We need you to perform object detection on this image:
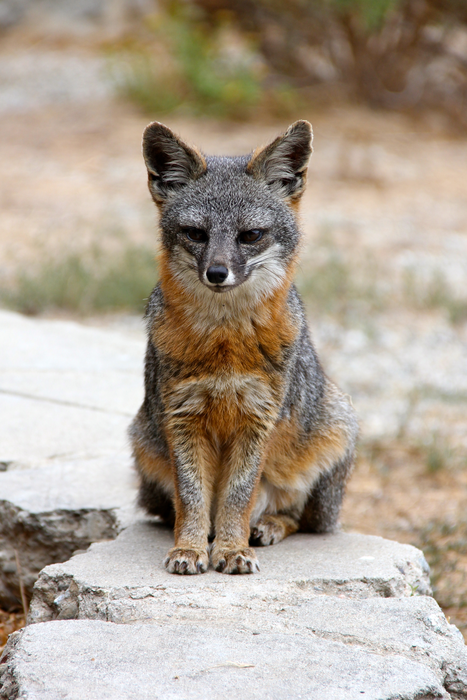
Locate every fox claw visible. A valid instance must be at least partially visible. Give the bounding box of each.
[212,548,259,575]
[165,548,209,575]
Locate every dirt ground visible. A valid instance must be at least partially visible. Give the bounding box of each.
[1,37,466,649]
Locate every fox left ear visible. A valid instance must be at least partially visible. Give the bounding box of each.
[142,122,207,205]
[247,120,313,201]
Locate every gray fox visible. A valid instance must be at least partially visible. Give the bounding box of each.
[129,120,358,575]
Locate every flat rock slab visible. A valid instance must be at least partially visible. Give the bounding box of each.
[0,454,138,609]
[29,522,432,626]
[0,310,142,607]
[0,310,144,462]
[2,615,466,700]
[21,523,467,697]
[0,392,131,462]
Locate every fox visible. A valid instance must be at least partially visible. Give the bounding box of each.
[129,120,358,575]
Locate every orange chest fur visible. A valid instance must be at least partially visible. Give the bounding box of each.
[153,283,297,377]
[155,316,283,376]
[152,287,298,437]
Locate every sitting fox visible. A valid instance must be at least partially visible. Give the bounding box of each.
[130,120,358,575]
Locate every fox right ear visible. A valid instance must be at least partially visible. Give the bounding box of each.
[142,122,207,204]
[247,120,313,202]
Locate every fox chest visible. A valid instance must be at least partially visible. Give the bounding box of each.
[153,312,294,436]
[162,372,281,436]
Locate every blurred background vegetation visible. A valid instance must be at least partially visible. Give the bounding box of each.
[2,0,467,316]
[109,0,467,127]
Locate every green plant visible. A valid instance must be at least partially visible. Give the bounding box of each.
[118,53,184,115]
[112,4,265,120]
[332,0,402,30]
[0,244,157,316]
[170,10,261,118]
[423,433,452,474]
[192,0,467,127]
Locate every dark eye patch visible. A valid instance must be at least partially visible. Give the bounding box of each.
[182,227,208,243]
[239,229,264,244]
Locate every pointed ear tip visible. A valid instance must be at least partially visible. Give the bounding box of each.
[142,121,174,141]
[289,119,313,136]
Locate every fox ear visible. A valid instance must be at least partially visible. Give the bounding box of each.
[142,122,207,204]
[247,120,313,201]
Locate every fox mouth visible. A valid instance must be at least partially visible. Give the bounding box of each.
[205,283,237,293]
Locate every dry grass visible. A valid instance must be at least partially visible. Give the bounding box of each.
[402,269,467,326]
[0,611,26,656]
[296,249,382,322]
[296,229,467,329]
[0,243,158,316]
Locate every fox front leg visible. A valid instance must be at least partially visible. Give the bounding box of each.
[164,419,214,575]
[211,426,268,574]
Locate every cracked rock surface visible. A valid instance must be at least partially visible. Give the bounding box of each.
[2,617,466,700]
[0,456,137,609]
[0,311,141,608]
[0,521,458,699]
[28,522,433,626]
[1,522,466,699]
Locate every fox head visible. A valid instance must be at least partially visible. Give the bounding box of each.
[142,121,312,306]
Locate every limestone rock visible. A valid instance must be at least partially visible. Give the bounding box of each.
[0,310,144,462]
[2,615,466,700]
[28,521,432,626]
[20,521,467,697]
[0,310,143,608]
[6,513,467,698]
[0,455,137,609]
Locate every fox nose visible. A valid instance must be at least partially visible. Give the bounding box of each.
[206,265,229,284]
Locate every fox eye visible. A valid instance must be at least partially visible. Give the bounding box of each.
[239,229,263,244]
[183,227,208,243]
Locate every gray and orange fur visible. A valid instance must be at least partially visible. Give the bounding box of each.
[129,120,358,575]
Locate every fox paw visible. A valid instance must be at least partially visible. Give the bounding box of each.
[164,548,209,575]
[211,547,260,574]
[250,515,292,546]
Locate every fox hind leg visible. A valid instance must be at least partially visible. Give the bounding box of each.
[138,473,175,528]
[299,453,354,533]
[249,452,353,545]
[250,513,299,546]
